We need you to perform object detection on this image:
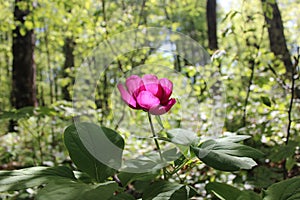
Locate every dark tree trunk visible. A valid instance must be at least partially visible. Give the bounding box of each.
[206,0,218,50]
[261,0,293,77]
[62,37,75,101]
[11,0,37,109]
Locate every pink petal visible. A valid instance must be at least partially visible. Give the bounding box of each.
[142,74,163,98]
[149,98,176,115]
[117,83,137,108]
[159,78,173,104]
[125,75,145,97]
[136,91,160,110]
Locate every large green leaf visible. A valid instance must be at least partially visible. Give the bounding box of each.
[191,136,263,171]
[0,166,75,192]
[109,193,136,200]
[269,141,297,162]
[201,140,264,159]
[122,152,164,172]
[121,148,181,173]
[117,171,158,187]
[237,191,262,200]
[166,128,199,146]
[64,123,124,182]
[205,182,242,200]
[143,181,197,200]
[36,180,118,200]
[206,182,262,200]
[248,166,282,188]
[263,177,300,200]
[215,135,251,143]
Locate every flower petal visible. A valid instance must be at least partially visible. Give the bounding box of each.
[159,78,173,104]
[136,91,160,110]
[149,98,176,115]
[117,83,137,108]
[125,75,145,97]
[142,74,163,98]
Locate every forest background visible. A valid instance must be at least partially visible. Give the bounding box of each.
[0,0,299,199]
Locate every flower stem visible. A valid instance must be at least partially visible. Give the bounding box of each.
[147,112,167,180]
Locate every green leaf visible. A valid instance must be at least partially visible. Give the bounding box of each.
[221,10,239,22]
[24,20,33,30]
[0,166,75,192]
[122,147,181,172]
[36,180,118,200]
[19,26,27,36]
[117,171,158,187]
[285,157,297,171]
[248,166,282,188]
[263,177,300,200]
[206,182,242,200]
[166,128,199,146]
[266,3,274,19]
[109,193,136,200]
[204,141,264,159]
[64,123,124,182]
[191,136,263,171]
[162,147,182,161]
[174,154,187,167]
[0,107,34,120]
[215,135,251,143]
[260,96,271,107]
[206,182,262,200]
[122,150,168,172]
[237,190,262,200]
[143,181,197,200]
[192,146,256,171]
[73,171,93,184]
[122,155,161,172]
[0,106,58,120]
[269,141,297,162]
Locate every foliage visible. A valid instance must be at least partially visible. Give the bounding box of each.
[0,122,262,199]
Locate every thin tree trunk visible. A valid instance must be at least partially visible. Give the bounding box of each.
[38,69,45,106]
[54,69,59,102]
[43,24,54,104]
[62,37,75,101]
[206,0,218,50]
[261,0,293,77]
[11,0,37,109]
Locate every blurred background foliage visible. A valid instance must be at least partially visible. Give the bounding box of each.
[0,0,299,199]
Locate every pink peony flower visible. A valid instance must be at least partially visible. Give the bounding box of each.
[117,74,176,115]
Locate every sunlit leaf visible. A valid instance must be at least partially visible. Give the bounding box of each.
[192,136,263,171]
[143,181,197,200]
[166,128,199,146]
[36,180,117,200]
[64,123,124,182]
[0,166,75,192]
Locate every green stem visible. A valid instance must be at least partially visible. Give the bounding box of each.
[170,159,189,176]
[147,112,167,180]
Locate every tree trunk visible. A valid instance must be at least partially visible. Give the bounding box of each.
[62,37,75,101]
[206,0,218,50]
[261,0,293,77]
[11,0,37,109]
